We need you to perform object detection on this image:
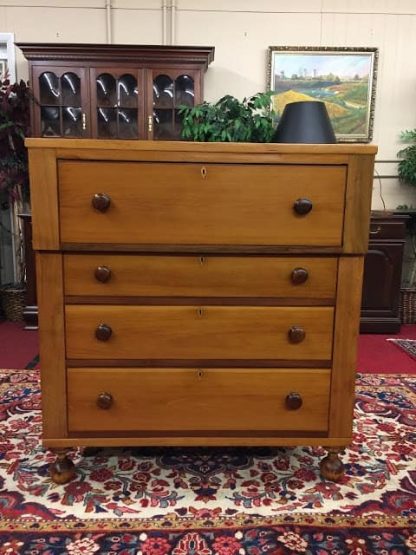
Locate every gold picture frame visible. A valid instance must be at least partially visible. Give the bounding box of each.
[267,46,378,143]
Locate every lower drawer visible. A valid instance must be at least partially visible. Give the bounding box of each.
[65,305,334,360]
[67,368,330,433]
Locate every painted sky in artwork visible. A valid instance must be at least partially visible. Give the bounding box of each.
[273,53,372,79]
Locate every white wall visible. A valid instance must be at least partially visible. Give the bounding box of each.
[1,0,416,210]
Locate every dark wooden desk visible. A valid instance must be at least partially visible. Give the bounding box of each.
[360,213,408,333]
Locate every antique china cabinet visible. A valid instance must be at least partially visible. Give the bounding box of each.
[17,43,215,140]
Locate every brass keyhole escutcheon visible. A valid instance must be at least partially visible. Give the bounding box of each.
[197,307,204,317]
[199,256,205,265]
[201,166,207,179]
[197,369,204,379]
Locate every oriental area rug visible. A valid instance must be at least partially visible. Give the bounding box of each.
[388,338,416,362]
[0,369,415,554]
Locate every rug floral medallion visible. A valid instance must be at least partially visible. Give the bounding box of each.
[0,369,415,554]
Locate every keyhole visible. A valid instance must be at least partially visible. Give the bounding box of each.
[201,167,207,179]
[197,369,204,378]
[197,307,204,317]
[199,256,205,265]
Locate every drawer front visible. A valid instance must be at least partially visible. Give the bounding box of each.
[59,162,346,246]
[369,218,407,240]
[64,254,338,300]
[65,305,334,360]
[67,368,330,432]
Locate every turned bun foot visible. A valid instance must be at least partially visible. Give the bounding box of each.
[49,449,76,484]
[320,447,345,482]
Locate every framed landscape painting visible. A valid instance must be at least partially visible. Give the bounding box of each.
[0,33,16,82]
[267,46,378,142]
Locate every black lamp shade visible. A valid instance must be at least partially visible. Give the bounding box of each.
[272,100,336,144]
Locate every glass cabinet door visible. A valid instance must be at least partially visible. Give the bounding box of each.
[93,70,142,139]
[151,70,198,140]
[34,67,87,137]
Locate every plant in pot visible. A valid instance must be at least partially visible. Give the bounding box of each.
[179,91,275,142]
[398,129,416,191]
[397,128,416,323]
[0,77,31,321]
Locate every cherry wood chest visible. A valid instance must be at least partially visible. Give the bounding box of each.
[26,139,377,483]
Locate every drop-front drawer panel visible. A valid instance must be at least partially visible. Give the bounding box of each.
[67,368,330,432]
[64,254,338,300]
[65,305,334,360]
[58,161,346,246]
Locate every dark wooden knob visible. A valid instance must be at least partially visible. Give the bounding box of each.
[91,193,111,212]
[94,265,112,283]
[285,392,303,410]
[96,392,113,410]
[288,325,305,343]
[291,267,309,285]
[293,198,313,215]
[95,323,112,341]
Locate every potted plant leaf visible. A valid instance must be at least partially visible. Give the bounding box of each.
[179,91,275,143]
[397,129,416,324]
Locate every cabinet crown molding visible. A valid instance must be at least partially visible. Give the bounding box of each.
[17,43,215,69]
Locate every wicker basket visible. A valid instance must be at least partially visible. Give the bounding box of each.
[399,288,416,324]
[0,284,26,322]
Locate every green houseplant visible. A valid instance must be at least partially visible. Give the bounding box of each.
[397,128,416,323]
[398,129,416,189]
[179,92,275,142]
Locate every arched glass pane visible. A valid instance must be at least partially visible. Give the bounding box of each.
[153,109,174,140]
[118,74,138,108]
[96,73,117,106]
[39,72,60,105]
[175,74,194,107]
[174,109,185,140]
[153,74,174,108]
[62,106,82,136]
[40,106,60,137]
[61,72,81,106]
[118,108,138,138]
[97,107,117,138]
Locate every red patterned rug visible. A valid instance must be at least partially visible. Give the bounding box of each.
[0,369,415,554]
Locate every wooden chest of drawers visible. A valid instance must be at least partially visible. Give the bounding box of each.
[26,139,376,484]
